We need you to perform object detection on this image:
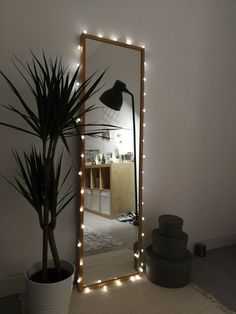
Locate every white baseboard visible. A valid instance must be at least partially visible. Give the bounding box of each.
[188,234,236,253]
[0,273,25,297]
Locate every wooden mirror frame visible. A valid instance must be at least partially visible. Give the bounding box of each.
[76,33,145,292]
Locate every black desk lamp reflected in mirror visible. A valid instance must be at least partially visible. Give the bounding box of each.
[99,80,139,226]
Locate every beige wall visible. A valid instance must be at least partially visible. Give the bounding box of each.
[0,0,236,295]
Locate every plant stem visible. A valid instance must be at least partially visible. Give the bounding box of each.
[48,228,61,278]
[42,158,52,282]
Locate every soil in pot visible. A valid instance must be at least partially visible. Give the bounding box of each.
[31,268,71,283]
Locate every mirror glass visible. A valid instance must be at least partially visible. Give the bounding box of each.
[80,35,144,287]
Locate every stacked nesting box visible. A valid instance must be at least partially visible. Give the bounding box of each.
[145,215,192,288]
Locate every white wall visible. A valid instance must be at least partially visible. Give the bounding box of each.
[0,0,236,295]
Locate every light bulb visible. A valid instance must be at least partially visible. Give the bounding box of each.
[81,224,85,229]
[81,154,84,158]
[80,260,83,266]
[78,171,82,176]
[81,135,85,140]
[76,82,80,86]
[135,274,141,280]
[77,45,81,50]
[80,207,84,212]
[126,38,132,45]
[103,285,108,292]
[84,287,90,293]
[77,242,81,247]
[116,280,122,286]
[142,232,145,237]
[77,277,82,283]
[112,36,118,41]
[143,77,146,81]
[143,108,146,112]
[139,267,144,273]
[77,63,80,67]
[143,123,146,127]
[81,189,84,194]
[143,92,146,96]
[83,30,87,34]
[142,217,145,221]
[134,253,139,259]
[98,33,103,38]
[97,279,102,283]
[130,276,135,282]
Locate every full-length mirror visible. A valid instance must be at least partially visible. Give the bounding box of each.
[77,34,145,290]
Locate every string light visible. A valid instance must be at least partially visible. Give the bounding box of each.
[143,155,146,159]
[75,34,146,293]
[142,232,145,237]
[102,285,108,292]
[84,287,91,293]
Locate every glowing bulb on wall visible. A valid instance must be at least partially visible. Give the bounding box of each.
[78,171,82,176]
[77,277,82,283]
[83,30,87,34]
[77,242,82,247]
[80,207,84,212]
[126,38,132,45]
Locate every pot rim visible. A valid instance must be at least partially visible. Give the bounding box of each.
[24,259,75,286]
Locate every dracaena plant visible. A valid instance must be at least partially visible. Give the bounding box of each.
[0,52,114,282]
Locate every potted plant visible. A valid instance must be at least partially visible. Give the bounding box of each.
[0,52,108,314]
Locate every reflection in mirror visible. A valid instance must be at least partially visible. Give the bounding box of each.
[78,34,144,289]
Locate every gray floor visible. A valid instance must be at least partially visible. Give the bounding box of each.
[192,244,236,312]
[0,294,22,314]
[1,245,236,313]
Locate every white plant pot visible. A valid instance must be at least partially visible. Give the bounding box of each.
[24,260,75,314]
